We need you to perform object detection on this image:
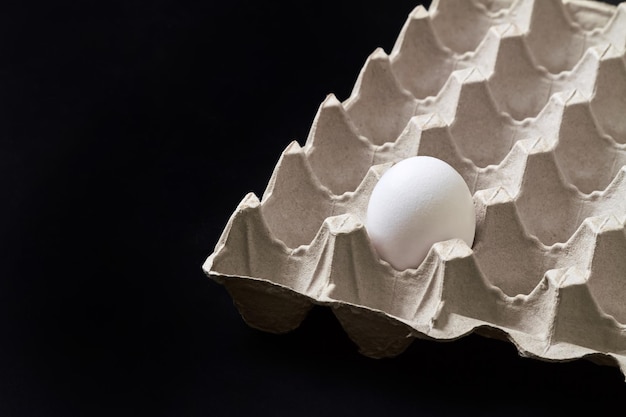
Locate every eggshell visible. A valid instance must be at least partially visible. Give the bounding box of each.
[366,156,475,270]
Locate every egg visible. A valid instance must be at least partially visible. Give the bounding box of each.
[365,156,476,270]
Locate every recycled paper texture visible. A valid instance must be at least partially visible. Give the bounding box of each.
[204,0,626,379]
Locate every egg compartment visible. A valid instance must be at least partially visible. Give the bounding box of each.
[203,0,626,378]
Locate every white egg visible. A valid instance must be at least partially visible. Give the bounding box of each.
[365,156,476,270]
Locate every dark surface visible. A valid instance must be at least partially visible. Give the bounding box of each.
[2,0,626,416]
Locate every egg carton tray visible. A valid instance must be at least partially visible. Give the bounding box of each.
[203,0,626,378]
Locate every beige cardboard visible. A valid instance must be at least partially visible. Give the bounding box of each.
[203,0,626,379]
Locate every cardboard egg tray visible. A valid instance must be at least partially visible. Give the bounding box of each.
[203,0,626,378]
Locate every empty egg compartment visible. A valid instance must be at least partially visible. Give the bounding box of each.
[591,49,626,143]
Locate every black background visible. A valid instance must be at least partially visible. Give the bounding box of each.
[2,0,626,415]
